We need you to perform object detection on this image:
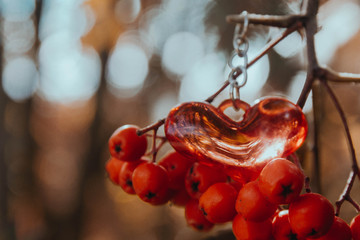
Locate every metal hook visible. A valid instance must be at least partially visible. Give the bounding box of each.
[232,11,249,50]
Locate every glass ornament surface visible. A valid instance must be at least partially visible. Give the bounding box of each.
[164,97,308,183]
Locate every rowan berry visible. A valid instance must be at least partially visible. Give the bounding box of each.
[132,162,170,205]
[235,180,277,222]
[118,158,147,194]
[232,213,273,240]
[185,198,214,231]
[259,158,304,205]
[314,216,352,240]
[185,162,228,199]
[350,214,360,240]
[170,187,191,207]
[288,193,335,238]
[108,125,147,162]
[199,182,237,223]
[272,209,305,240]
[158,151,194,190]
[105,157,124,185]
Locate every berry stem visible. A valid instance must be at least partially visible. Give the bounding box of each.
[151,129,158,162]
[335,171,360,215]
[137,118,165,136]
[321,80,359,179]
[226,13,306,28]
[137,119,167,162]
[321,80,360,214]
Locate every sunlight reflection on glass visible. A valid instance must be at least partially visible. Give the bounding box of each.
[2,57,38,101]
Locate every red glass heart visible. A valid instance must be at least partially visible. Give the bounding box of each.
[164,97,308,183]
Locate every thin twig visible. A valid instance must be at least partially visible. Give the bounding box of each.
[335,171,360,215]
[311,83,323,193]
[321,80,359,178]
[226,13,306,28]
[321,80,360,215]
[145,135,167,161]
[137,118,165,136]
[325,67,360,83]
[296,0,320,108]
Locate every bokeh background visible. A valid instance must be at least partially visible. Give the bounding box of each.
[0,0,360,239]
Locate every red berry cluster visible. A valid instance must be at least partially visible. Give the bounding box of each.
[106,125,360,240]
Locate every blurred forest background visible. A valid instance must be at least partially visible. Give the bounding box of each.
[0,0,360,239]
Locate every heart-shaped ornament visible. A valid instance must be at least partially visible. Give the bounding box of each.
[164,97,308,183]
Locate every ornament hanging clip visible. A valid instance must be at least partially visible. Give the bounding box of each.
[228,11,249,110]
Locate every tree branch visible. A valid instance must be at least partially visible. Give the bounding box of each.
[325,67,360,83]
[335,171,360,215]
[321,80,359,178]
[226,13,307,28]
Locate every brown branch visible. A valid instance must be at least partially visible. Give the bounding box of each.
[325,67,360,83]
[226,13,307,28]
[296,0,320,108]
[321,80,360,215]
[335,171,360,215]
[321,80,359,177]
[138,119,168,162]
[137,118,166,136]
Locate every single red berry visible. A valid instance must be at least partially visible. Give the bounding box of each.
[105,157,124,185]
[350,214,360,240]
[232,213,273,240]
[185,162,228,199]
[170,187,191,207]
[259,158,304,205]
[132,162,170,205]
[118,158,147,194]
[288,193,335,239]
[314,216,352,240]
[158,151,194,190]
[272,210,305,240]
[185,198,214,231]
[108,125,147,162]
[235,180,277,222]
[199,182,238,223]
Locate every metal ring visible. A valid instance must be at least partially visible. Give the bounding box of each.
[228,66,247,89]
[227,50,248,70]
[232,11,249,49]
[235,38,249,57]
